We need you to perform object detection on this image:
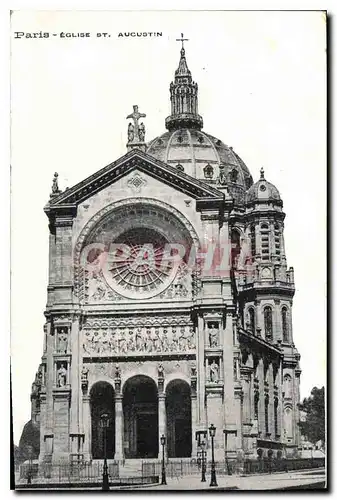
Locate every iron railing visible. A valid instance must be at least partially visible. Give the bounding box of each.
[142,457,325,478]
[19,462,120,484]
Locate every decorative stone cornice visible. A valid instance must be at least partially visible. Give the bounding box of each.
[43,150,225,216]
[238,327,283,360]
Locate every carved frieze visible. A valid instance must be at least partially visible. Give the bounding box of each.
[82,322,195,356]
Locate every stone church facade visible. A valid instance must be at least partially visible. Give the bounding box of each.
[29,41,301,467]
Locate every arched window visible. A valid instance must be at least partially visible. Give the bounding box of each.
[282,307,289,342]
[274,398,279,436]
[247,307,255,334]
[230,169,238,183]
[265,395,269,434]
[283,374,292,398]
[264,306,273,341]
[260,223,270,261]
[231,229,241,269]
[250,225,256,257]
[274,224,281,257]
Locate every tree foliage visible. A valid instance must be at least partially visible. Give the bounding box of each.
[299,386,325,445]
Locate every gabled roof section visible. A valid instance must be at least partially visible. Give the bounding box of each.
[44,149,228,214]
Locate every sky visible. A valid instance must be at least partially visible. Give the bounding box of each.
[10,10,326,445]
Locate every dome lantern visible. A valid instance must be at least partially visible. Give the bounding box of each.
[165,34,203,131]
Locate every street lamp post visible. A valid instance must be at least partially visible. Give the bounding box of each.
[209,424,218,487]
[196,430,207,482]
[160,434,167,485]
[100,412,110,491]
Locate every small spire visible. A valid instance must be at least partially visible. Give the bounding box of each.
[260,167,265,179]
[175,33,190,77]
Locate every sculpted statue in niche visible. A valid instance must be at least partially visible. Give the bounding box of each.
[81,366,89,382]
[158,363,164,379]
[191,362,197,377]
[57,363,67,387]
[57,327,68,353]
[209,359,220,383]
[208,323,219,348]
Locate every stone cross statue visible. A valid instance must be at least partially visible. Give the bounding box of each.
[126,105,146,143]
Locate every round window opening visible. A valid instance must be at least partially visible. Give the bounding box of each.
[103,227,179,299]
[260,184,266,192]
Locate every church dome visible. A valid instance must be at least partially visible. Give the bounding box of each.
[245,168,282,205]
[146,42,253,204]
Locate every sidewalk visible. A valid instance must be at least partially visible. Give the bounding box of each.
[137,468,326,491]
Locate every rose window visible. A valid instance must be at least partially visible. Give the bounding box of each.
[104,227,179,298]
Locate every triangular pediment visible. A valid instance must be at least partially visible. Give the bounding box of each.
[45,149,225,214]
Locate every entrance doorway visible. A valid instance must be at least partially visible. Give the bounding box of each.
[123,375,158,458]
[90,381,115,459]
[166,380,192,457]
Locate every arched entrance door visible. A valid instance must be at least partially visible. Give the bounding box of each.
[90,382,115,459]
[123,375,158,458]
[166,380,192,457]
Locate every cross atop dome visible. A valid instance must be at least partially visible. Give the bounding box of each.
[176,33,189,53]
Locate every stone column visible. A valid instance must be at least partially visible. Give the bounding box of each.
[223,311,237,455]
[197,314,206,427]
[115,394,124,460]
[294,368,301,446]
[158,393,166,457]
[70,316,80,435]
[276,363,283,441]
[234,387,243,452]
[268,363,275,440]
[191,371,198,456]
[257,358,265,437]
[241,367,254,456]
[82,395,91,460]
